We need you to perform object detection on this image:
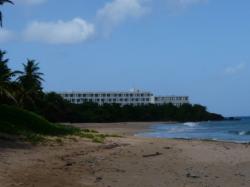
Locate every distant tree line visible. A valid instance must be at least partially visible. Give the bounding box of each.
[0,50,224,123]
[42,99,224,123]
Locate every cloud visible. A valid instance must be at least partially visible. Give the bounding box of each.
[224,63,246,75]
[96,0,150,35]
[23,18,95,44]
[4,0,208,45]
[0,29,14,43]
[18,0,47,5]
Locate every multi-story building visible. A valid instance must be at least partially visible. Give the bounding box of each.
[153,96,189,107]
[59,89,189,107]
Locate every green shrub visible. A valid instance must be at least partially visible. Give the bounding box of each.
[0,105,118,144]
[0,105,80,136]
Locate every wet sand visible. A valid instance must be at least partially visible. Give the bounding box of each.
[1,122,250,187]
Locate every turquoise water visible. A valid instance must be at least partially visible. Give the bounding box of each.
[138,118,250,143]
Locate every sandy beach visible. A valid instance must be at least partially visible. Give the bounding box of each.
[1,122,250,187]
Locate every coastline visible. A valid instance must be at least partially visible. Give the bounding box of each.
[1,122,250,187]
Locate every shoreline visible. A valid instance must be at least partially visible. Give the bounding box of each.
[77,121,250,145]
[1,122,250,187]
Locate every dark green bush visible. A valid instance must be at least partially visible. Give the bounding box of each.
[0,105,80,136]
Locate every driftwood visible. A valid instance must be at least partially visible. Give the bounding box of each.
[142,152,163,158]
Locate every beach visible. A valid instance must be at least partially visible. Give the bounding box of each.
[1,122,250,187]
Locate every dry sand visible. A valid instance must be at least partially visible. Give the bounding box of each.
[1,122,250,187]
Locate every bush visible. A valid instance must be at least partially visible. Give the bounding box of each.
[0,105,80,136]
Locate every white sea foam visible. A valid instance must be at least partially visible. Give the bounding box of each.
[238,131,250,136]
[183,122,199,127]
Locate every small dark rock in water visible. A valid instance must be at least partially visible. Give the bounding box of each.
[226,117,241,121]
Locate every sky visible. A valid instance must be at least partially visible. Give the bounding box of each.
[0,0,250,117]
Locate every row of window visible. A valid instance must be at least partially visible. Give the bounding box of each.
[155,97,188,101]
[68,98,150,103]
[68,100,185,107]
[62,93,152,98]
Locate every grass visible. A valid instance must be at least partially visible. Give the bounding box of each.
[0,105,119,144]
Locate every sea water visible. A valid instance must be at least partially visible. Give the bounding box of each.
[137,117,250,143]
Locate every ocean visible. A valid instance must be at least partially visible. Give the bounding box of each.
[138,117,250,143]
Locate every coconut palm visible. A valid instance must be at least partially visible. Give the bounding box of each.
[18,59,44,92]
[0,0,14,27]
[0,50,16,101]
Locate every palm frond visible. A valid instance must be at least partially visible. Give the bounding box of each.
[0,0,14,27]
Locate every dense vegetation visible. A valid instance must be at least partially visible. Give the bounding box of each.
[40,99,224,123]
[0,104,115,143]
[0,104,79,136]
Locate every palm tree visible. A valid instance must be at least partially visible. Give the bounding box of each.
[18,59,44,92]
[0,0,14,27]
[0,50,16,102]
[17,59,44,109]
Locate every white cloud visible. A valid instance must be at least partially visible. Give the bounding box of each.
[0,29,14,43]
[97,0,150,35]
[23,18,95,44]
[4,0,209,44]
[18,0,47,5]
[224,63,246,75]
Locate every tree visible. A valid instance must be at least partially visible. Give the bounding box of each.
[0,50,16,102]
[18,59,44,92]
[0,0,14,27]
[17,59,44,109]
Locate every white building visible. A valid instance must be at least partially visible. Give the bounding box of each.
[59,89,189,107]
[153,96,189,107]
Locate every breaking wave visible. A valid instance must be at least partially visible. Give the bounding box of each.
[183,122,199,127]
